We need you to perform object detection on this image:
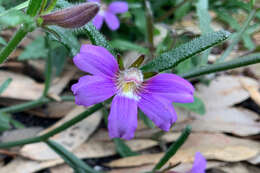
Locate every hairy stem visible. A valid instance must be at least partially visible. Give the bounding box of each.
[0,103,103,148]
[181,53,260,78]
[0,96,74,114]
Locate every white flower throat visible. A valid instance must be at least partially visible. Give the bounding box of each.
[116,68,143,100]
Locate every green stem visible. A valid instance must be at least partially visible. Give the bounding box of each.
[42,39,52,97]
[181,53,260,79]
[0,103,103,148]
[0,1,29,17]
[217,9,256,62]
[46,140,101,173]
[0,28,27,64]
[152,126,191,171]
[0,96,74,114]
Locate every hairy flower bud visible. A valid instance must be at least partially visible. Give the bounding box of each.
[41,2,99,28]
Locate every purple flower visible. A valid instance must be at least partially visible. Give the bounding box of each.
[88,0,128,30]
[71,44,194,140]
[189,152,207,173]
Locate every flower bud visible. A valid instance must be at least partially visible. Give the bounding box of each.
[41,2,99,28]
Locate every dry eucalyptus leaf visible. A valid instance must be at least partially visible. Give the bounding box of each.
[173,107,260,136]
[196,76,257,108]
[0,157,63,173]
[240,77,260,106]
[109,161,223,173]
[0,71,43,100]
[108,133,260,168]
[248,154,260,165]
[73,129,158,158]
[20,106,102,161]
[49,66,77,95]
[50,165,73,173]
[215,162,260,173]
[2,130,158,173]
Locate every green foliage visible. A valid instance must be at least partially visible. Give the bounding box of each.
[47,26,80,56]
[153,126,192,171]
[50,41,68,76]
[174,1,192,21]
[139,110,155,128]
[18,36,48,60]
[0,36,6,46]
[181,53,260,79]
[0,112,11,131]
[0,9,34,28]
[174,96,206,115]
[217,9,256,62]
[83,23,115,55]
[0,78,11,94]
[111,39,149,54]
[46,140,101,173]
[216,10,257,51]
[113,138,139,157]
[26,0,43,17]
[141,30,231,72]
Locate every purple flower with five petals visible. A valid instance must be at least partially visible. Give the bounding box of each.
[71,44,194,140]
[189,152,207,173]
[88,0,128,30]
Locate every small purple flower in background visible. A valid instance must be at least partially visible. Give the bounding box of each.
[88,0,128,30]
[168,152,206,173]
[72,44,194,140]
[189,152,207,173]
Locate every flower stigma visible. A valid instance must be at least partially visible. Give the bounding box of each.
[116,68,143,100]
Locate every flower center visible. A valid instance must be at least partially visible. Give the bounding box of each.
[99,3,107,16]
[117,68,143,100]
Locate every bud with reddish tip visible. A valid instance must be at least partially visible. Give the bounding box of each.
[41,2,99,28]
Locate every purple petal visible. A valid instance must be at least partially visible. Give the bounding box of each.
[71,75,116,107]
[138,92,176,131]
[144,73,195,103]
[88,0,100,3]
[190,152,207,173]
[92,14,104,30]
[108,1,128,14]
[108,95,138,140]
[73,45,118,78]
[104,12,120,30]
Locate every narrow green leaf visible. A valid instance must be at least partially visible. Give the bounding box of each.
[0,78,12,94]
[139,110,155,128]
[47,26,80,56]
[181,53,260,79]
[26,0,43,17]
[82,23,115,55]
[18,36,48,60]
[0,36,6,45]
[195,0,213,65]
[113,138,139,157]
[217,9,256,62]
[0,1,29,17]
[111,39,149,54]
[0,112,11,131]
[174,96,206,115]
[141,30,230,72]
[46,140,101,173]
[0,9,34,27]
[152,126,192,171]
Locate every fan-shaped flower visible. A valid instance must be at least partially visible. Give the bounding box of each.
[71,44,194,140]
[88,0,128,30]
